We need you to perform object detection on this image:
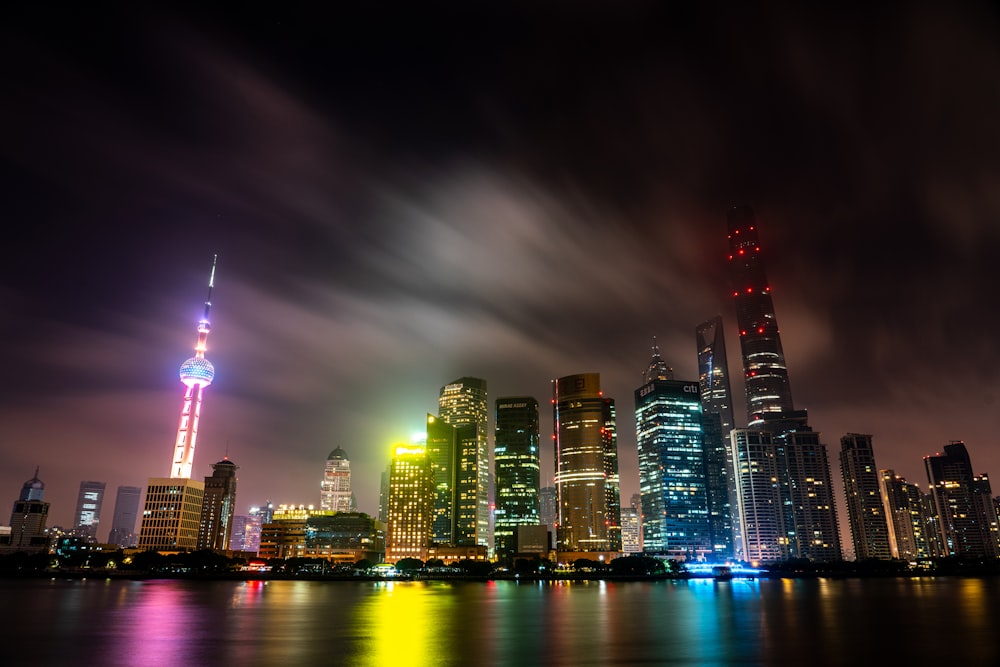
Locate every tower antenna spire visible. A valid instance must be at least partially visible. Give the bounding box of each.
[203,254,217,322]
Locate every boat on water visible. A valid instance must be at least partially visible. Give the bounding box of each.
[711,566,734,581]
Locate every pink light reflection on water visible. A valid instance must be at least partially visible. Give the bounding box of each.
[119,580,219,665]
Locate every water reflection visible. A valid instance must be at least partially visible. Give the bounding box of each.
[2,577,999,666]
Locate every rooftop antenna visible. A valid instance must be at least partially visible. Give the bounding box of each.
[203,254,218,322]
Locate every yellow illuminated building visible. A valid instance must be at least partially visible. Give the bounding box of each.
[385,444,434,563]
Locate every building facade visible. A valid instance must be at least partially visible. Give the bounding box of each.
[696,316,739,559]
[493,396,541,558]
[552,373,621,558]
[425,413,459,544]
[385,444,434,563]
[258,506,384,563]
[198,457,239,551]
[781,430,842,561]
[634,345,713,561]
[924,441,1000,558]
[879,469,936,560]
[72,480,107,542]
[730,429,787,565]
[107,485,142,548]
[320,447,354,513]
[620,506,642,555]
[539,486,557,532]
[0,469,50,554]
[840,434,892,560]
[438,377,490,548]
[138,479,205,551]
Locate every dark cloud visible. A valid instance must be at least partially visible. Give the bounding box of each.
[3,3,1000,534]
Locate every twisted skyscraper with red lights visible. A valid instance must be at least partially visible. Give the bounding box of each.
[726,205,794,425]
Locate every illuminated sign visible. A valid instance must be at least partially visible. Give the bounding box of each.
[395,445,426,457]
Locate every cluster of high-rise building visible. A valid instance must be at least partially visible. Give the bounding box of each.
[4,207,1000,568]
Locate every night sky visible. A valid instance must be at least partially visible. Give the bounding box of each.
[4,3,1000,537]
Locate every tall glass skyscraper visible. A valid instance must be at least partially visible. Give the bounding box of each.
[696,319,738,560]
[425,413,473,545]
[634,346,712,560]
[493,396,540,557]
[696,317,735,433]
[726,206,794,424]
[72,480,106,542]
[438,377,490,547]
[552,373,621,556]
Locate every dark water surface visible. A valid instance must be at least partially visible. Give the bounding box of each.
[2,576,998,666]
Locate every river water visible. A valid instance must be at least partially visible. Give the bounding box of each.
[1,576,997,666]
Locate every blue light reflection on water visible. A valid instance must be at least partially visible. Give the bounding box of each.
[1,576,998,666]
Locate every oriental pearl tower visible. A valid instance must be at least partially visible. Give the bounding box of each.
[169,256,217,479]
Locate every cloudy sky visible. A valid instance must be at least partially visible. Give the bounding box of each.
[4,2,1000,534]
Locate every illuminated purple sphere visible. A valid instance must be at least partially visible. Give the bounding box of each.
[179,357,215,387]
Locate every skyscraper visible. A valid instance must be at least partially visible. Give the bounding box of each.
[634,344,712,560]
[696,319,739,561]
[107,485,141,548]
[198,457,239,551]
[730,429,786,565]
[320,447,354,513]
[723,207,840,564]
[696,317,736,433]
[539,486,557,530]
[385,443,434,563]
[726,205,794,425]
[493,396,541,557]
[620,505,642,555]
[72,480,106,542]
[438,377,489,548]
[781,430,842,562]
[0,469,50,554]
[242,505,268,552]
[552,373,621,556]
[425,413,459,544]
[879,469,936,560]
[139,257,217,551]
[924,441,1000,558]
[839,434,892,560]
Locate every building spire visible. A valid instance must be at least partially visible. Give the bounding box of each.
[643,336,674,383]
[203,253,217,323]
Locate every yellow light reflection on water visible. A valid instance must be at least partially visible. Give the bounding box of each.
[352,582,453,667]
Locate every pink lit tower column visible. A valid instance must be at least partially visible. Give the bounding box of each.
[171,256,217,479]
[138,256,218,552]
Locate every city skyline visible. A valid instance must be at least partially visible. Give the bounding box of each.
[4,4,1000,530]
